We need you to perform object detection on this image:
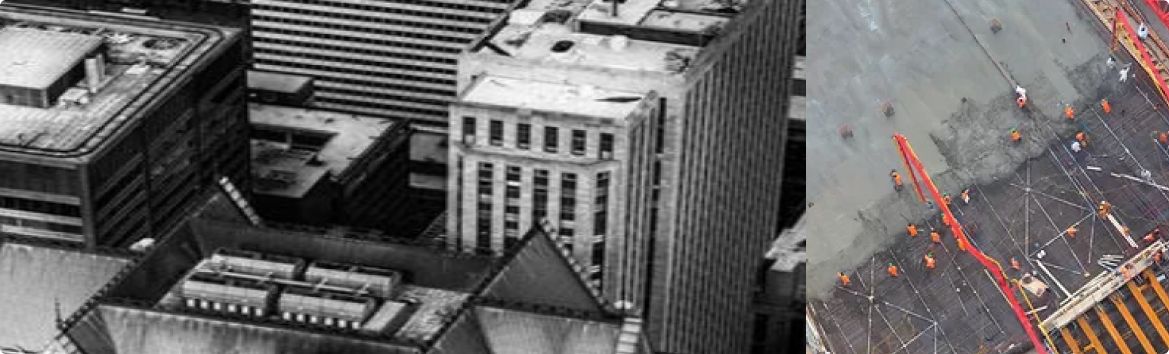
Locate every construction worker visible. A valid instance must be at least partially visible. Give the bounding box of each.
[1010,257,1022,271]
[957,237,968,252]
[1011,129,1022,143]
[887,263,900,278]
[943,193,953,207]
[1146,232,1158,243]
[961,188,971,204]
[1066,226,1078,239]
[1065,105,1075,121]
[907,223,919,238]
[1015,85,1028,108]
[1101,99,1112,114]
[1098,200,1113,218]
[924,253,937,270]
[1075,131,1088,147]
[1156,251,1164,264]
[890,169,903,191]
[838,272,851,286]
[1161,131,1169,145]
[930,229,942,244]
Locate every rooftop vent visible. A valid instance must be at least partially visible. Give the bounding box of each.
[305,261,402,298]
[551,40,575,53]
[143,37,181,50]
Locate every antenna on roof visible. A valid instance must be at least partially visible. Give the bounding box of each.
[611,0,619,17]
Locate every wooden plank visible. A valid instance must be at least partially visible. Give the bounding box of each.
[1127,281,1169,348]
[1080,316,1107,353]
[1096,305,1134,354]
[1109,294,1157,353]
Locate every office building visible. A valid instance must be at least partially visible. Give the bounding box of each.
[249,103,411,230]
[447,75,662,293]
[753,215,806,354]
[780,56,806,230]
[54,214,648,353]
[0,6,249,248]
[247,0,520,123]
[458,0,800,351]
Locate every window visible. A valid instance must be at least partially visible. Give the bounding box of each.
[462,116,476,144]
[517,123,531,149]
[476,162,494,250]
[489,120,504,146]
[560,172,577,221]
[600,133,614,159]
[571,130,586,155]
[544,126,558,153]
[506,165,521,182]
[533,169,549,220]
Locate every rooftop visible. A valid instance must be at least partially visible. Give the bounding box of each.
[0,7,228,157]
[250,103,402,198]
[247,70,312,94]
[460,75,648,118]
[0,28,103,89]
[487,24,699,72]
[575,0,738,29]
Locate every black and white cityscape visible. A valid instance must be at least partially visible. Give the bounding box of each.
[0,0,804,353]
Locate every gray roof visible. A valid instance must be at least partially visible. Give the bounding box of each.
[0,28,102,90]
[474,306,623,354]
[0,242,129,350]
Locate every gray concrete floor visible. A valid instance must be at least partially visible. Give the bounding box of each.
[807,0,1110,299]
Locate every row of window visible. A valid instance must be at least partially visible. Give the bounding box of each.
[253,13,474,44]
[254,0,498,24]
[254,36,458,66]
[0,195,81,217]
[464,117,614,158]
[253,25,462,54]
[0,215,83,235]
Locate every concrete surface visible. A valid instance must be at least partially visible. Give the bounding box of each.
[807,0,1111,299]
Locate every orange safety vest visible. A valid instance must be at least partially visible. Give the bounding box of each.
[930,231,942,244]
[1017,96,1027,108]
[839,273,851,286]
[891,172,902,186]
[907,224,918,237]
[1076,132,1087,142]
[1011,130,1022,142]
[1066,226,1078,238]
[887,265,899,277]
[957,238,968,251]
[924,255,936,269]
[1161,132,1169,145]
[1101,99,1112,113]
[1065,106,1075,120]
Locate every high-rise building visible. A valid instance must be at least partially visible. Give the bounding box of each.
[246,0,519,123]
[447,74,662,292]
[753,215,806,354]
[455,0,799,352]
[780,56,806,230]
[5,0,251,27]
[0,5,249,248]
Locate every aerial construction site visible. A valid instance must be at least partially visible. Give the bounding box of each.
[807,0,1169,353]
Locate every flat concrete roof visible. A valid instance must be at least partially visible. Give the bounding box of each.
[460,75,647,118]
[250,103,399,198]
[489,24,699,72]
[0,28,103,90]
[247,70,311,94]
[0,7,228,157]
[640,10,729,32]
[576,0,660,26]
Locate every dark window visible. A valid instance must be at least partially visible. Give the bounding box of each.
[600,133,614,159]
[544,126,558,153]
[489,120,504,146]
[462,116,476,144]
[506,165,521,181]
[571,129,586,155]
[517,123,531,149]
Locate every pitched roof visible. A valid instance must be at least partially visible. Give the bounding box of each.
[477,228,609,314]
[0,242,130,350]
[474,306,623,354]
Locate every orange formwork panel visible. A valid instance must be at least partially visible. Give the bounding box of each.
[1095,305,1134,354]
[1062,327,1085,354]
[1079,316,1107,353]
[1127,281,1169,349]
[1145,270,1169,308]
[1109,294,1156,354]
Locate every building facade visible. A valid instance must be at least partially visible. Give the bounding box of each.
[0,5,248,248]
[447,74,661,291]
[456,0,800,351]
[247,0,518,123]
[6,0,251,27]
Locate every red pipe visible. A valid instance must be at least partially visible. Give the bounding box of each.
[893,134,1049,354]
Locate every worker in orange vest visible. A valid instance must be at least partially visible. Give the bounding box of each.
[1066,226,1078,238]
[887,263,900,277]
[838,272,851,286]
[957,237,968,252]
[907,223,919,238]
[1101,99,1112,114]
[1011,129,1022,143]
[943,193,953,207]
[1098,200,1113,218]
[1075,131,1088,147]
[930,229,942,244]
[924,253,937,270]
[1010,257,1022,271]
[1158,131,1169,145]
[890,169,903,191]
[1065,105,1075,121]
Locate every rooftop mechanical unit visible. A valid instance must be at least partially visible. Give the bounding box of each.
[179,271,276,316]
[278,286,377,328]
[304,260,401,298]
[204,248,305,280]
